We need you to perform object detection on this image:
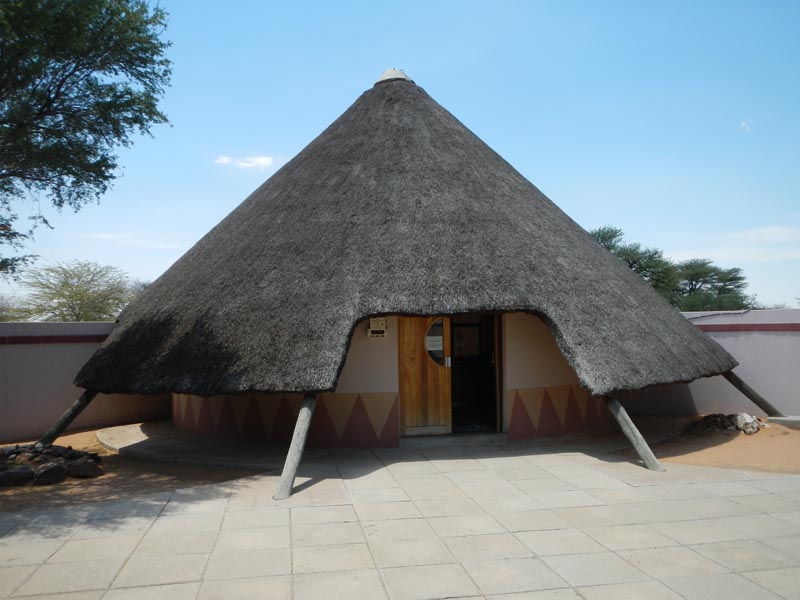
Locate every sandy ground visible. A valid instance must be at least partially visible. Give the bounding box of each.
[3,421,798,513]
[646,421,800,473]
[0,430,259,513]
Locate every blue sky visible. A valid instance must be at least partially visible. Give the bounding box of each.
[4,0,799,305]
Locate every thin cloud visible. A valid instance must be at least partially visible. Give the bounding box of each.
[739,119,752,132]
[213,154,275,169]
[727,226,800,244]
[666,224,800,264]
[84,233,186,251]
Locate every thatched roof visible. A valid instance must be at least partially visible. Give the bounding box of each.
[75,71,736,397]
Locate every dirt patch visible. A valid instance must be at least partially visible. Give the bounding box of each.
[622,421,800,474]
[0,429,259,512]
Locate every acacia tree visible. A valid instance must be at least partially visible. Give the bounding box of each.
[19,260,134,321]
[0,0,171,275]
[590,226,756,310]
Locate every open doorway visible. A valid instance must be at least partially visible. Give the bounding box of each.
[451,313,499,432]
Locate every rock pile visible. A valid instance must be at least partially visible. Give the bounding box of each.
[684,412,766,437]
[0,443,104,487]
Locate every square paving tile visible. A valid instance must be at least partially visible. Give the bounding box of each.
[690,539,798,571]
[427,514,505,537]
[292,543,374,574]
[198,576,291,600]
[294,569,387,600]
[292,521,365,546]
[744,566,800,600]
[204,547,289,580]
[354,501,421,521]
[577,580,683,599]
[382,563,478,600]
[291,505,357,524]
[542,552,646,587]
[112,554,207,588]
[445,533,531,561]
[215,526,289,550]
[104,582,200,600]
[48,535,140,563]
[16,559,123,595]
[617,546,728,579]
[134,530,219,556]
[221,508,288,530]
[529,491,603,509]
[664,573,782,600]
[466,557,567,595]
[0,565,36,597]
[584,524,677,551]
[555,505,634,528]
[517,528,605,555]
[71,517,154,540]
[147,513,223,536]
[713,514,800,538]
[494,509,571,532]
[369,539,454,568]
[758,534,800,561]
[0,540,62,567]
[650,520,744,545]
[415,498,483,518]
[362,518,437,542]
[733,493,800,513]
[348,487,409,503]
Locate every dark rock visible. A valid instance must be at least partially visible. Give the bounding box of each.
[65,458,104,479]
[32,462,67,486]
[0,467,34,487]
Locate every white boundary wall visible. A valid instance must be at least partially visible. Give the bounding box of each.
[0,322,169,443]
[623,309,800,417]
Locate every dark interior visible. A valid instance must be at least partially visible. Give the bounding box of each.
[451,313,498,432]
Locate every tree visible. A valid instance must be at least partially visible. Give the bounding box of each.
[590,226,680,303]
[0,294,22,321]
[0,0,171,276]
[19,260,135,321]
[590,225,756,311]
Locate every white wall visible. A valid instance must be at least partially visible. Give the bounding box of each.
[623,310,800,417]
[335,316,399,393]
[0,322,169,443]
[502,312,580,427]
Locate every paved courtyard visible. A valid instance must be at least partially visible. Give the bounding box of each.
[2,443,800,599]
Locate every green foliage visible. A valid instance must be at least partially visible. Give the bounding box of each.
[590,226,756,311]
[18,260,135,321]
[0,0,171,275]
[0,294,22,321]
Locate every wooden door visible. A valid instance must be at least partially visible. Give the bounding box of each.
[398,316,452,435]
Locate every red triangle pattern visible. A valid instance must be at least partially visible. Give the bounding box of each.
[180,396,195,432]
[536,389,563,437]
[241,396,267,440]
[341,395,380,447]
[562,387,583,433]
[195,400,215,435]
[270,395,298,446]
[508,391,536,441]
[376,397,400,447]
[307,396,341,448]
[216,399,239,439]
[585,391,599,425]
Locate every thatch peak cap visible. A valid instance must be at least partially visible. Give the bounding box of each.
[376,67,413,85]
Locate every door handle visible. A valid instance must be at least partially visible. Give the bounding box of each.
[445,356,452,368]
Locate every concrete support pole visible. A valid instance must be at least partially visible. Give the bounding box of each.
[723,371,783,417]
[273,394,317,500]
[607,397,666,472]
[39,389,99,446]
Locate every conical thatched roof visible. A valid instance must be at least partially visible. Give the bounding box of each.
[76,71,736,397]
